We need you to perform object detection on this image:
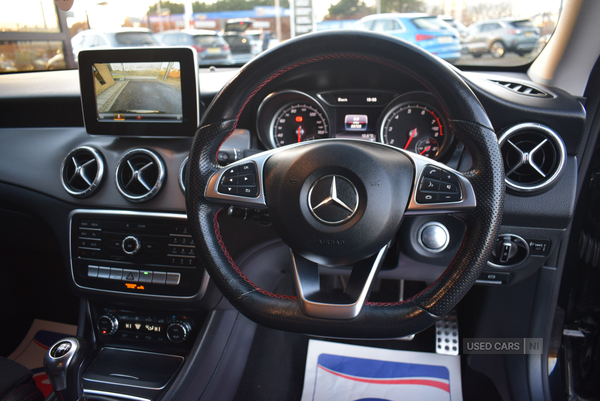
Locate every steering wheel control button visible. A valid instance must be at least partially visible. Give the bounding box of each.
[416,191,439,203]
[219,185,238,195]
[98,314,119,335]
[441,171,459,186]
[418,222,450,253]
[216,162,259,198]
[421,178,440,192]
[122,236,141,255]
[416,165,463,204]
[423,165,442,180]
[308,175,359,225]
[239,174,255,185]
[439,182,459,193]
[239,186,258,197]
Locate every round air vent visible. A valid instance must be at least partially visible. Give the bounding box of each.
[61,146,104,198]
[498,123,566,193]
[115,149,165,202]
[179,156,189,194]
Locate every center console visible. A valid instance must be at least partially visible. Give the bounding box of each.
[68,210,211,400]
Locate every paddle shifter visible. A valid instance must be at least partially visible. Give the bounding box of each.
[44,337,87,401]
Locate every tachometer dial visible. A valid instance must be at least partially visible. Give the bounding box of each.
[380,102,447,159]
[271,103,329,147]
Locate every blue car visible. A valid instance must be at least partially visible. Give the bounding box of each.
[353,13,461,63]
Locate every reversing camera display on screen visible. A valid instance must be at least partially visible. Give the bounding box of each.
[92,62,183,123]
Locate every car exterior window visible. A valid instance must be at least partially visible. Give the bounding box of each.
[411,17,451,31]
[114,32,157,46]
[372,19,394,32]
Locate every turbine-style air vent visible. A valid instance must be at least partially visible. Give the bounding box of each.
[489,79,551,97]
[115,149,165,202]
[179,156,189,193]
[498,123,566,193]
[61,146,104,198]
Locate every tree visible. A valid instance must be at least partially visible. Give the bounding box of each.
[148,1,185,14]
[463,1,514,25]
[380,0,426,14]
[326,0,374,19]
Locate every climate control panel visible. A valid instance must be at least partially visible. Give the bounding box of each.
[95,307,195,345]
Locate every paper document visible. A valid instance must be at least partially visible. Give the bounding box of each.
[301,339,462,401]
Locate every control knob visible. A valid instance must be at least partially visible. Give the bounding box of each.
[122,236,141,255]
[97,314,119,335]
[166,320,192,343]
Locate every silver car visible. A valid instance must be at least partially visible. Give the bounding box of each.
[461,18,539,58]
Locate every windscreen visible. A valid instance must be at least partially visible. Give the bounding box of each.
[92,61,182,123]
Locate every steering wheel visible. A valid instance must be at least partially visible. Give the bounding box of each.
[186,30,504,338]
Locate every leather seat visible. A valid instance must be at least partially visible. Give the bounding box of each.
[0,357,44,401]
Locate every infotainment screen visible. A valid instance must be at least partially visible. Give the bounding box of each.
[79,48,198,136]
[92,62,183,123]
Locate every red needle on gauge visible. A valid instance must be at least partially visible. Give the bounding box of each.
[297,126,303,143]
[405,128,418,149]
[420,146,431,155]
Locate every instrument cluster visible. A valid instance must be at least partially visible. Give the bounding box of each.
[255,90,455,161]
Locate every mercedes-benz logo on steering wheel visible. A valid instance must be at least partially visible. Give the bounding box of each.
[308,175,359,225]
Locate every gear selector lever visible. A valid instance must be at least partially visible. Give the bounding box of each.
[44,337,87,401]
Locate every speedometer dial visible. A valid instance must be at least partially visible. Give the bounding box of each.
[380,102,447,159]
[271,103,329,147]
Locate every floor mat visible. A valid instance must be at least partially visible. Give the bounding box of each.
[301,339,463,401]
[8,319,77,397]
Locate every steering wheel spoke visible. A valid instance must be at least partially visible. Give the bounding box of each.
[403,152,476,215]
[290,245,389,320]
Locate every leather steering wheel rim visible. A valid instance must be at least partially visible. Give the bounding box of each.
[186,30,504,338]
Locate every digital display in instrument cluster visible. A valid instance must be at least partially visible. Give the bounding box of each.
[334,107,382,142]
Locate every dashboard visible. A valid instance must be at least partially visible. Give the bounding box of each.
[0,47,591,401]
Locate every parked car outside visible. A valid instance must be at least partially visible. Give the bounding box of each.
[461,18,540,58]
[439,15,468,36]
[353,13,462,63]
[222,18,254,64]
[71,28,158,62]
[154,29,233,66]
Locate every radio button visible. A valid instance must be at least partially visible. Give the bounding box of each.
[109,268,123,280]
[139,271,153,283]
[88,265,99,277]
[166,273,181,286]
[152,271,166,285]
[98,266,111,279]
